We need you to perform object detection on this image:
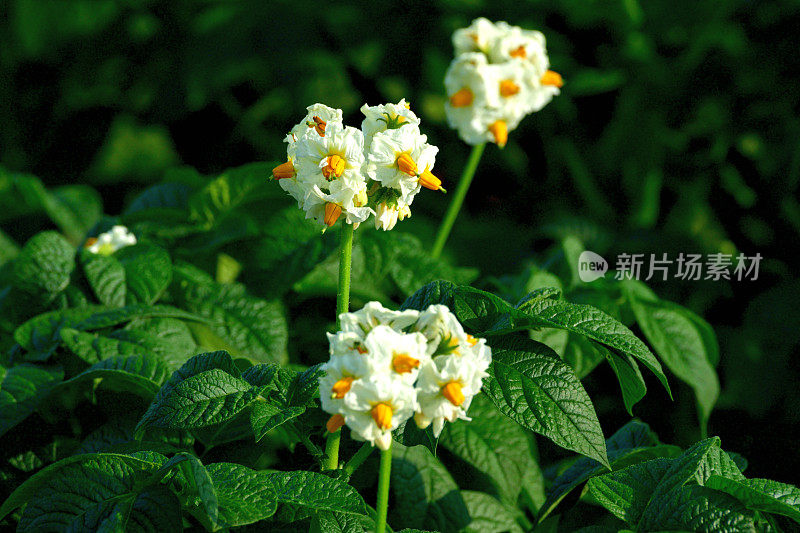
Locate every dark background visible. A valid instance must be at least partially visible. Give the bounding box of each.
[1,0,799,481]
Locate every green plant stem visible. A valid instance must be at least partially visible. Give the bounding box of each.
[344,442,374,476]
[431,142,485,259]
[336,221,354,327]
[375,443,392,533]
[323,429,341,471]
[323,221,355,471]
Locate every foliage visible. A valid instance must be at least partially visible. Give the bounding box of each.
[2,0,799,530]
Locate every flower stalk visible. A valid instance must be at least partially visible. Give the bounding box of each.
[323,220,355,471]
[431,142,485,258]
[375,442,392,533]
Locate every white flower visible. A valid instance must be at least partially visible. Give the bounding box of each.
[342,374,418,450]
[360,99,420,151]
[359,325,430,384]
[366,125,440,199]
[286,123,374,226]
[414,354,487,437]
[414,305,469,355]
[339,301,420,335]
[488,23,549,69]
[452,17,502,56]
[85,225,137,255]
[303,183,373,227]
[318,350,374,415]
[294,123,366,190]
[285,104,344,159]
[445,19,562,147]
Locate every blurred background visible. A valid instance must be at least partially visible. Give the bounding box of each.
[1,0,798,481]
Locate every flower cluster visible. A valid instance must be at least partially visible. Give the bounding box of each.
[319,302,491,450]
[84,225,137,255]
[444,18,563,147]
[272,101,444,231]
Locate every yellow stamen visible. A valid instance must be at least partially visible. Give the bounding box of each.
[392,353,421,374]
[309,116,326,136]
[356,345,368,354]
[324,202,343,227]
[404,101,411,109]
[442,381,465,406]
[371,403,393,430]
[449,87,474,108]
[321,155,345,180]
[84,237,98,248]
[541,70,563,88]
[466,334,478,346]
[488,120,508,148]
[509,45,527,58]
[331,376,354,399]
[272,160,295,180]
[419,169,445,192]
[396,152,418,176]
[326,414,345,433]
[499,79,520,97]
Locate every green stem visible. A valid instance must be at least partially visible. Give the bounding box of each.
[431,143,485,259]
[323,429,341,470]
[344,442,374,476]
[323,221,355,471]
[336,221,354,327]
[375,443,392,533]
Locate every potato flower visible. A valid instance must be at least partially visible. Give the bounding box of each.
[84,225,137,255]
[444,18,562,147]
[273,101,442,230]
[319,301,491,448]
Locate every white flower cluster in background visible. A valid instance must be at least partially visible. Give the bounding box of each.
[272,101,445,231]
[444,17,563,147]
[84,225,137,255]
[319,301,491,450]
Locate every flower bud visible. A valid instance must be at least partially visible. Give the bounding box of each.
[326,414,345,433]
[540,70,563,88]
[324,202,343,226]
[272,160,295,180]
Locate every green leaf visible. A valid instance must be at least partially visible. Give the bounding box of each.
[251,403,305,442]
[0,453,168,526]
[627,292,719,432]
[115,243,172,305]
[46,185,103,242]
[80,249,126,306]
[538,420,680,522]
[390,443,471,533]
[14,304,204,360]
[189,162,282,227]
[496,288,671,397]
[460,491,523,533]
[587,457,673,523]
[172,263,288,364]
[206,463,278,527]
[243,207,338,298]
[58,319,196,368]
[400,280,457,311]
[268,469,368,522]
[483,335,610,468]
[638,484,755,532]
[705,476,800,524]
[136,368,260,431]
[440,395,541,506]
[592,342,647,415]
[46,353,170,408]
[313,510,375,533]
[12,231,76,303]
[587,437,748,530]
[0,364,64,437]
[174,453,219,528]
